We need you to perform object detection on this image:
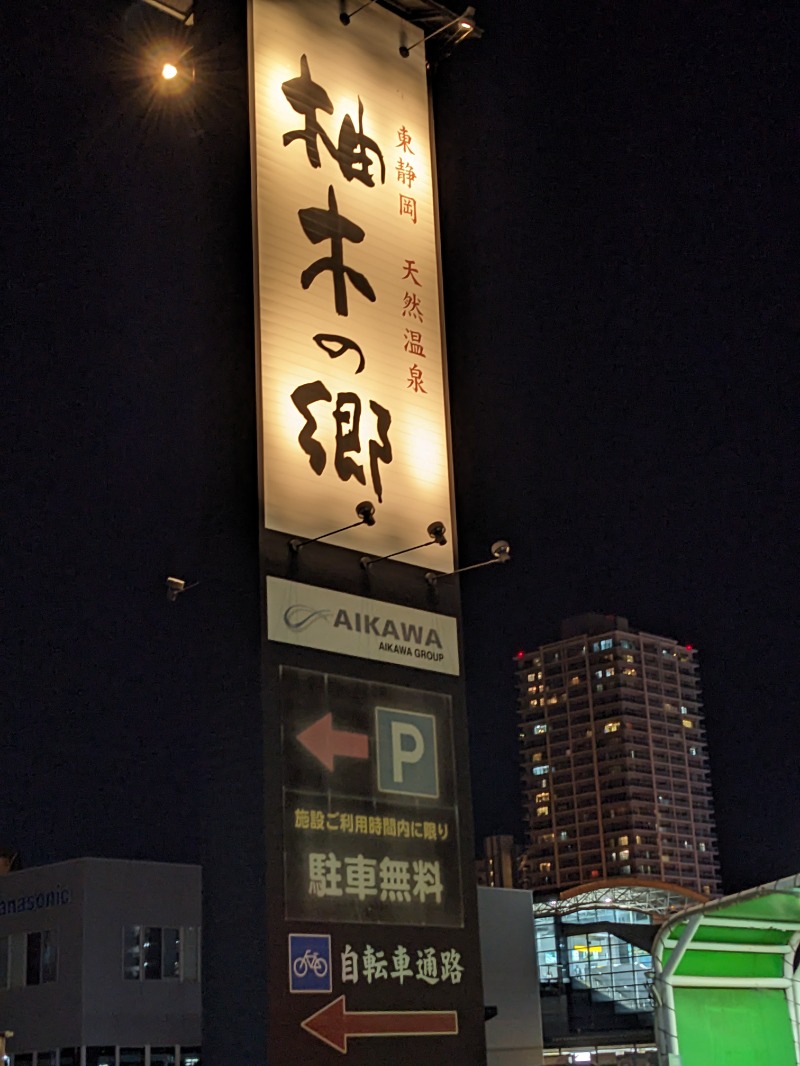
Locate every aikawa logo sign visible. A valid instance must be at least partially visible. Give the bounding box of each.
[268,577,459,676]
[284,606,332,632]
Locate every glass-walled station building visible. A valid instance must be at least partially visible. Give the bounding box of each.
[532,879,704,1064]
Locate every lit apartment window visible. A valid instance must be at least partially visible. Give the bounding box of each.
[536,806,550,817]
[123,926,200,981]
[532,752,543,762]
[535,791,550,803]
[682,718,693,729]
[539,862,552,872]
[591,639,613,652]
[603,721,621,733]
[533,723,548,735]
[26,930,58,985]
[618,836,629,846]
[619,849,629,860]
[532,765,550,776]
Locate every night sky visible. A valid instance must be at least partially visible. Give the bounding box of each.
[4,1,799,894]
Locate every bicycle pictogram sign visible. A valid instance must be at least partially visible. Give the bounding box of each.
[289,933,332,994]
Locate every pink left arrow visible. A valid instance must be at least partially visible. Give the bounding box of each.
[297,712,369,772]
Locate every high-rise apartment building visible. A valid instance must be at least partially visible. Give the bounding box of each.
[516,614,720,896]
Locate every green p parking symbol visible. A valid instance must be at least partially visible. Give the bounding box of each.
[375,707,439,799]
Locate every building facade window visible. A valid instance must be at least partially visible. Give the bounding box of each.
[26,930,58,985]
[10,1049,201,1065]
[123,927,200,982]
[0,934,9,989]
[120,1051,146,1066]
[151,1049,177,1066]
[86,1049,116,1066]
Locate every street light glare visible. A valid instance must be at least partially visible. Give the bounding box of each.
[162,62,178,80]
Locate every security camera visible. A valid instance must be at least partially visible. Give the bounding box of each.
[166,577,185,595]
[356,500,376,526]
[166,576,196,603]
[491,539,511,562]
[427,521,447,546]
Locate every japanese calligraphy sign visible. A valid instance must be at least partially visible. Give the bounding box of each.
[280,666,463,929]
[251,0,454,572]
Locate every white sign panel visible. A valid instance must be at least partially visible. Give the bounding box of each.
[267,576,460,675]
[251,0,454,571]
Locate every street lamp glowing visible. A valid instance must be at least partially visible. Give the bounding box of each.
[161,62,178,80]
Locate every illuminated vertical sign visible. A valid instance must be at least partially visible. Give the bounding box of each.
[251,0,454,572]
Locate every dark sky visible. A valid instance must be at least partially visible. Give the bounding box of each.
[3,1,799,894]
[434,1,800,892]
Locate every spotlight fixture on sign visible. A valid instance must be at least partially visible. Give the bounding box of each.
[425,539,510,586]
[339,0,378,26]
[398,6,476,57]
[290,501,377,553]
[139,0,194,23]
[361,521,447,570]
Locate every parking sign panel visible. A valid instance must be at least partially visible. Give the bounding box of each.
[375,707,439,799]
[279,666,463,929]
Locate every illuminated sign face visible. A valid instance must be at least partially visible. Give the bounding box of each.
[266,576,460,675]
[251,0,454,571]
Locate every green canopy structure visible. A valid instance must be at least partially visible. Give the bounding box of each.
[652,872,800,1066]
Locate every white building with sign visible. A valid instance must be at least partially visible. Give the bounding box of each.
[0,859,201,1066]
